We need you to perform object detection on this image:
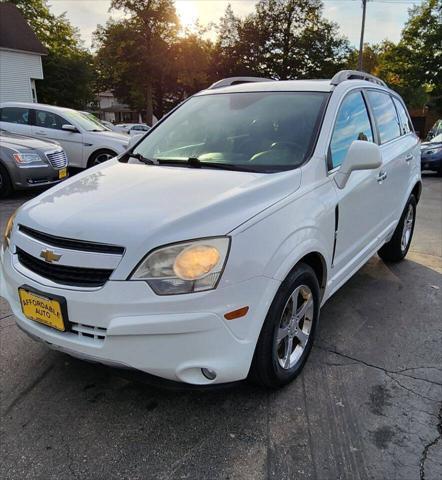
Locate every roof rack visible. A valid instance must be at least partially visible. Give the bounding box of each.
[208,76,274,90]
[330,70,387,88]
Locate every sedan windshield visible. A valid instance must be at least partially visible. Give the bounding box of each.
[133,91,328,172]
[65,111,109,132]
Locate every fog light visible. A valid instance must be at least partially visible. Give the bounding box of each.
[201,368,217,380]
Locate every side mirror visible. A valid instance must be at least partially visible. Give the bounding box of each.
[128,133,144,149]
[62,124,79,133]
[334,140,382,189]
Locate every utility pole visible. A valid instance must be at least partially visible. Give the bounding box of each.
[358,0,367,71]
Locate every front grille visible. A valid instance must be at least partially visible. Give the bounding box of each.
[46,150,68,169]
[71,322,107,341]
[16,247,113,287]
[19,225,125,255]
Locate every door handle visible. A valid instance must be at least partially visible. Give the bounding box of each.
[35,130,48,136]
[405,154,413,162]
[377,171,387,183]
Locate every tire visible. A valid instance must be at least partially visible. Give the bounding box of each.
[249,263,320,388]
[0,163,12,198]
[87,149,117,168]
[378,194,417,263]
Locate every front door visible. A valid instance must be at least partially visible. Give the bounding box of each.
[30,109,84,167]
[328,90,384,285]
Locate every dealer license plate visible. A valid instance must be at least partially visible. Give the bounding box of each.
[18,288,65,331]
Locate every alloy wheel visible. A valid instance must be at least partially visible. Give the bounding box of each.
[94,152,114,165]
[275,285,314,370]
[401,203,414,252]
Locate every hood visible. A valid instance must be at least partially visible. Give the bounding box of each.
[17,159,301,254]
[91,130,129,144]
[0,131,59,151]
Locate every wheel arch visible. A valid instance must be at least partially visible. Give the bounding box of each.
[411,181,422,203]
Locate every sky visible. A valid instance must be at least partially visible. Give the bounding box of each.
[48,0,424,51]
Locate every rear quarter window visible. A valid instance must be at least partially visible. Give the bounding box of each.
[392,97,413,135]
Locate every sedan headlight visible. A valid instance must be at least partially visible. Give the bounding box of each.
[13,152,45,166]
[2,211,16,251]
[130,237,230,295]
[423,146,442,155]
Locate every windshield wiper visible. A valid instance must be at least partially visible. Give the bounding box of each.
[156,157,259,172]
[129,153,157,165]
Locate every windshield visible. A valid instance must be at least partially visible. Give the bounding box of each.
[133,92,328,172]
[65,111,109,132]
[428,133,442,143]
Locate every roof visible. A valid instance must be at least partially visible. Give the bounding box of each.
[0,3,47,55]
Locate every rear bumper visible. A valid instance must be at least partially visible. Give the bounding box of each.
[0,246,280,385]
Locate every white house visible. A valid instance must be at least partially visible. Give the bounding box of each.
[0,3,47,103]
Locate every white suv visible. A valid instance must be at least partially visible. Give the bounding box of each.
[0,103,129,168]
[0,71,421,388]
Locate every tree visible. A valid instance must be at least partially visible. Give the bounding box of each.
[213,0,350,80]
[376,0,441,111]
[96,0,180,125]
[7,0,95,108]
[95,1,214,122]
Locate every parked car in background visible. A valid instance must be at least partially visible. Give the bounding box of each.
[421,132,442,175]
[426,119,442,141]
[0,103,130,168]
[1,71,421,388]
[115,123,150,136]
[0,129,68,197]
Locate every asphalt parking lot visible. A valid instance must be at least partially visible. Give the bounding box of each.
[1,175,441,480]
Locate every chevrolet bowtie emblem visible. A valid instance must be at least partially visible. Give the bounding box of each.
[40,249,62,263]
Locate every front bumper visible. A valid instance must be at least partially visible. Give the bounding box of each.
[11,164,67,190]
[0,247,280,385]
[421,154,442,172]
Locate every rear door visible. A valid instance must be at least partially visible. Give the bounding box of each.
[329,90,384,280]
[365,90,414,232]
[0,106,32,136]
[30,108,84,167]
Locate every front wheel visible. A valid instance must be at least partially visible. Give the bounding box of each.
[378,194,417,263]
[249,263,320,388]
[87,149,117,168]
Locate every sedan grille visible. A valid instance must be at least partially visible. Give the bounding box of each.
[16,247,113,287]
[46,150,68,169]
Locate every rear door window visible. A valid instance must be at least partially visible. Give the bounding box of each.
[0,107,30,124]
[330,91,374,169]
[392,97,413,135]
[366,91,401,144]
[34,109,66,130]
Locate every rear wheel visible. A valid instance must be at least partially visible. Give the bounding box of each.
[378,194,416,262]
[87,149,117,168]
[249,263,320,388]
[0,163,12,198]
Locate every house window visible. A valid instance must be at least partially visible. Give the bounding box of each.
[31,79,38,103]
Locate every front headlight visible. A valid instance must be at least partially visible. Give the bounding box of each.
[13,152,45,166]
[130,237,230,295]
[424,146,442,155]
[2,211,16,251]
